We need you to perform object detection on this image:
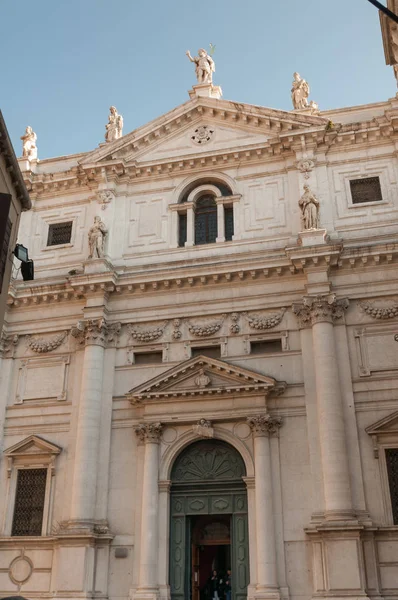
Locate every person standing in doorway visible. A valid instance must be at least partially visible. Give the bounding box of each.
[208,570,220,600]
[225,569,232,600]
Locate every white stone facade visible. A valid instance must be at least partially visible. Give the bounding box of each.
[0,85,398,600]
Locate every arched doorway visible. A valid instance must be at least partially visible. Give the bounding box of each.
[169,440,249,600]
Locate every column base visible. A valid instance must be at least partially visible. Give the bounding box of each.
[253,587,281,600]
[131,588,160,600]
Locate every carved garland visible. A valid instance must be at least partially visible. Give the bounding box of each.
[360,300,398,320]
[244,308,285,330]
[188,314,226,337]
[128,321,168,343]
[26,331,68,353]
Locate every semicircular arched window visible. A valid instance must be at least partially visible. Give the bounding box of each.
[195,194,217,245]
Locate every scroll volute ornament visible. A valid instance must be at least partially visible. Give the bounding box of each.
[292,294,349,327]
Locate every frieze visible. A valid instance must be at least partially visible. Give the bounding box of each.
[188,314,226,337]
[26,331,68,353]
[128,321,168,343]
[243,308,286,330]
[359,299,398,319]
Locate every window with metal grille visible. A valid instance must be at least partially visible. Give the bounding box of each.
[350,177,383,204]
[250,339,282,354]
[191,346,221,359]
[195,195,217,245]
[134,351,163,365]
[225,206,234,241]
[47,221,73,246]
[11,468,47,536]
[386,448,398,524]
[178,213,187,247]
[0,218,12,293]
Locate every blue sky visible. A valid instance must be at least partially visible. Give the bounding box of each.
[1,0,393,159]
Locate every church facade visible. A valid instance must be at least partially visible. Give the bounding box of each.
[1,60,398,600]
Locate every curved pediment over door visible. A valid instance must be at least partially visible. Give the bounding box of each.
[125,354,286,405]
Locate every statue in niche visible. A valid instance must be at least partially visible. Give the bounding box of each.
[186,48,215,84]
[299,184,320,230]
[105,106,123,142]
[21,126,37,160]
[291,72,310,109]
[88,216,107,259]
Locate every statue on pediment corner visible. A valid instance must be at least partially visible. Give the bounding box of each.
[105,106,123,143]
[291,72,310,110]
[88,216,107,259]
[186,48,215,84]
[21,126,38,160]
[299,184,320,230]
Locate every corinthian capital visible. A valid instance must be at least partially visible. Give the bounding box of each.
[292,294,349,327]
[135,422,163,444]
[71,319,121,347]
[247,414,283,437]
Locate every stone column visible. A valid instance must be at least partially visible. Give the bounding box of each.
[69,319,120,528]
[293,295,353,521]
[248,414,282,600]
[216,199,225,242]
[134,422,163,600]
[185,202,195,247]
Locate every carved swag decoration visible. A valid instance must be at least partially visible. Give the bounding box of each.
[360,299,398,320]
[128,321,168,343]
[26,331,68,353]
[243,308,286,330]
[188,314,226,337]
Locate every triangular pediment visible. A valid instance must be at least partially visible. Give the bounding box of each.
[79,96,328,167]
[366,411,398,436]
[126,355,286,403]
[4,435,62,457]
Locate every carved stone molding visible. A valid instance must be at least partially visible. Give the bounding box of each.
[191,125,215,145]
[243,308,286,330]
[292,294,349,327]
[360,299,398,320]
[0,331,19,358]
[230,312,240,334]
[247,414,283,437]
[128,321,168,343]
[134,422,163,444]
[188,314,226,337]
[26,331,68,353]
[71,319,121,347]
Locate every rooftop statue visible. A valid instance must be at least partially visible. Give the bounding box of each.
[186,48,215,84]
[299,184,320,230]
[291,72,310,110]
[105,106,123,143]
[88,216,107,259]
[21,126,37,160]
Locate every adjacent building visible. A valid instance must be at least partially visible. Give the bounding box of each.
[0,57,398,600]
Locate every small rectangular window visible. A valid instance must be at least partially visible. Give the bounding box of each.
[250,339,282,354]
[191,346,221,359]
[386,448,398,525]
[350,177,383,204]
[134,351,163,365]
[47,221,73,246]
[178,213,187,247]
[12,468,47,536]
[225,207,234,241]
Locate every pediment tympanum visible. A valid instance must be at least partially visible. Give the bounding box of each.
[366,411,398,457]
[126,355,286,404]
[4,435,62,458]
[79,96,328,168]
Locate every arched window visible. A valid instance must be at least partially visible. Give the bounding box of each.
[174,179,238,248]
[194,195,217,245]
